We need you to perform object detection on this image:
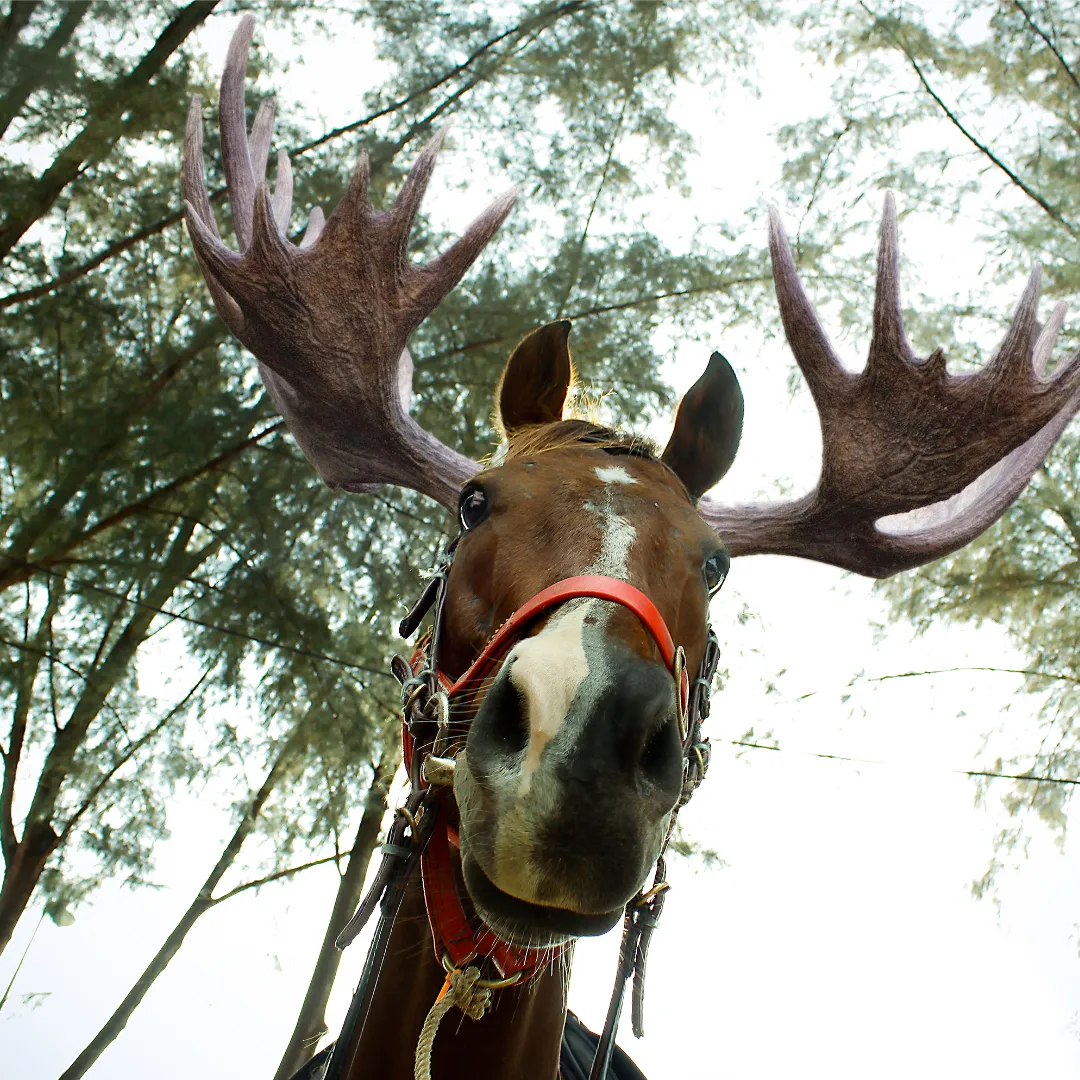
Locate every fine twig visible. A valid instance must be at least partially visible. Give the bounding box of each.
[862,2,1080,238]
[0,0,590,309]
[1012,0,1080,95]
[0,555,396,682]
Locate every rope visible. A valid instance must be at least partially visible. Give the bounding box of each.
[414,966,491,1080]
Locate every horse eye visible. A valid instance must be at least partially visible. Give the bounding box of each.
[703,550,730,595]
[458,484,490,530]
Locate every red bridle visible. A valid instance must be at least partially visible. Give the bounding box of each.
[406,574,693,984]
[444,574,689,707]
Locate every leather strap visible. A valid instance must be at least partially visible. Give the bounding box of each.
[443,574,689,708]
[421,797,561,979]
[415,573,693,987]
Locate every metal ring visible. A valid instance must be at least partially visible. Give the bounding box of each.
[673,645,688,743]
[691,744,706,776]
[639,881,670,904]
[404,683,427,713]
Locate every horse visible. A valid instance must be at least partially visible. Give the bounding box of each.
[181,17,1080,1080]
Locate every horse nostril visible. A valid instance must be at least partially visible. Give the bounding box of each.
[490,678,530,756]
[639,712,680,785]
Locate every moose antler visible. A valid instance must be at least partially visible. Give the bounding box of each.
[699,195,1080,577]
[182,15,514,509]
[186,21,1079,579]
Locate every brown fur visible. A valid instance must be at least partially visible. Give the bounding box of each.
[338,430,722,1080]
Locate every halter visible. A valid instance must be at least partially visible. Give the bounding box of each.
[324,536,719,1080]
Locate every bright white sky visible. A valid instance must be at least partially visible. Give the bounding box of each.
[5,9,1080,1080]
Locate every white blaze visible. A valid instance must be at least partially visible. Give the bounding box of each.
[594,464,638,486]
[508,463,638,795]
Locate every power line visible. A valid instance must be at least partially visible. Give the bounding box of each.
[0,554,396,682]
[728,739,1080,788]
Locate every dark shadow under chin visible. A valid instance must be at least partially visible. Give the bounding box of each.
[461,849,624,947]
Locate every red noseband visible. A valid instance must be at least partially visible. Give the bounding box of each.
[441,574,690,712]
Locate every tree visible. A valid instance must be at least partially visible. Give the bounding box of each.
[1,0,782,1068]
[773,0,1080,891]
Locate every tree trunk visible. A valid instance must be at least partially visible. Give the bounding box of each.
[273,758,392,1080]
[56,714,313,1080]
[0,0,219,261]
[0,1,90,140]
[0,517,217,959]
[0,820,55,956]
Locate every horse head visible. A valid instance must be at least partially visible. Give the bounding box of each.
[439,322,741,942]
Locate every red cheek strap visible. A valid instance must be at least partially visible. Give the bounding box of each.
[442,574,689,713]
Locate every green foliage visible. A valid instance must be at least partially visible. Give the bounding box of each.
[0,0,777,953]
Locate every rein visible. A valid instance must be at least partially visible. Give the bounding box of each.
[324,538,718,1080]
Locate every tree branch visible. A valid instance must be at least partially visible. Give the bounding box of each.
[0,317,224,586]
[556,87,631,317]
[0,2,37,73]
[0,0,590,309]
[208,852,341,906]
[0,2,90,141]
[0,420,284,594]
[422,276,770,367]
[288,0,589,158]
[863,3,1080,238]
[21,516,218,845]
[56,661,217,846]
[56,699,320,1080]
[0,1,220,261]
[0,2,219,260]
[865,664,1080,687]
[1,579,66,868]
[1012,0,1080,95]
[0,555,397,682]
[272,754,392,1080]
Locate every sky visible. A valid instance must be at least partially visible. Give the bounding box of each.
[4,8,1080,1080]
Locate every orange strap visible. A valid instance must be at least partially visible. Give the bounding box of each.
[443,574,688,710]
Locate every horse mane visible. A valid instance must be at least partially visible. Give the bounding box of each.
[496,419,659,463]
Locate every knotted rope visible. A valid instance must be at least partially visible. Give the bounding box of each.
[414,966,492,1080]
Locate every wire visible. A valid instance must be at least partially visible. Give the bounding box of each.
[727,739,1080,787]
[0,554,397,683]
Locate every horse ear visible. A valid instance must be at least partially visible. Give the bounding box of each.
[496,321,574,434]
[661,351,744,501]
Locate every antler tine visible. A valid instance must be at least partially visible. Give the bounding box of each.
[249,183,292,264]
[184,201,245,285]
[326,151,373,234]
[300,205,325,249]
[249,97,276,189]
[417,185,522,313]
[219,13,258,250]
[272,149,293,232]
[768,206,850,401]
[1034,302,1067,377]
[182,95,245,335]
[867,192,918,373]
[987,263,1043,384]
[181,96,217,236]
[390,128,447,241]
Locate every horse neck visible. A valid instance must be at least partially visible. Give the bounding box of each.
[336,871,570,1080]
